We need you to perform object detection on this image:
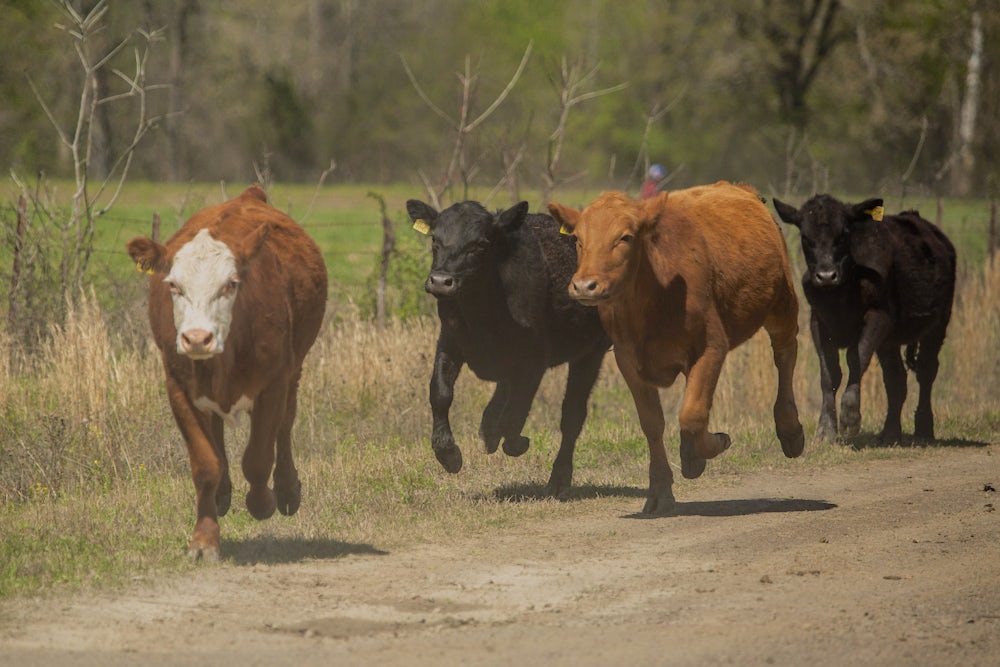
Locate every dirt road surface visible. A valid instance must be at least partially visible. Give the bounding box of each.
[2,446,998,666]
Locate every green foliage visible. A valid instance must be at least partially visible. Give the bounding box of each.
[3,0,996,194]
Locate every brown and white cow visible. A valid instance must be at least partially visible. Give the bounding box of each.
[548,182,804,515]
[127,185,327,560]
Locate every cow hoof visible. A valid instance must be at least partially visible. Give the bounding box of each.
[434,445,463,474]
[877,428,902,445]
[502,435,530,457]
[779,424,805,458]
[275,478,301,516]
[483,433,502,454]
[679,439,707,480]
[188,542,220,563]
[546,468,573,500]
[246,488,277,520]
[641,490,676,516]
[840,391,861,438]
[189,519,220,563]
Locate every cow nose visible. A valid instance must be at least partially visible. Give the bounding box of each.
[180,329,215,354]
[814,269,839,286]
[426,272,458,296]
[570,277,600,299]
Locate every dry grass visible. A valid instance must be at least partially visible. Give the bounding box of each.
[1,262,998,597]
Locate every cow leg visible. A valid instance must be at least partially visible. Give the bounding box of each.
[499,366,545,457]
[912,328,946,440]
[876,346,906,443]
[242,381,287,521]
[839,347,864,438]
[811,315,842,440]
[209,414,232,516]
[273,368,303,516]
[547,347,604,499]
[766,303,804,457]
[678,347,730,480]
[165,374,222,562]
[480,381,511,454]
[842,311,893,438]
[617,356,675,515]
[429,339,464,473]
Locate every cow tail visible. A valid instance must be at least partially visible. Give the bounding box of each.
[905,342,919,372]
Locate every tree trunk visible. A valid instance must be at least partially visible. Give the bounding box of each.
[950,9,982,196]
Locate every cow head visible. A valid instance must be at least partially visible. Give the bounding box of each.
[773,195,885,288]
[127,223,269,359]
[407,199,529,298]
[548,192,661,305]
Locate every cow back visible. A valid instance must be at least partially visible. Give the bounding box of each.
[647,182,795,346]
[882,211,956,337]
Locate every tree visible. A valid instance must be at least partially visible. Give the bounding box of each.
[8,0,166,337]
[736,0,851,129]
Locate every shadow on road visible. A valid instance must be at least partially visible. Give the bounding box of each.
[620,497,838,520]
[847,434,990,450]
[489,482,647,503]
[222,537,388,565]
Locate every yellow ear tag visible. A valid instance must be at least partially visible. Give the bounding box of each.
[412,219,430,235]
[135,262,153,275]
[559,224,573,236]
[865,206,884,222]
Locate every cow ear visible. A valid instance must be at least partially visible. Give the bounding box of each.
[848,200,890,280]
[242,184,269,203]
[546,202,580,235]
[406,199,438,235]
[852,198,884,223]
[638,191,668,230]
[237,222,271,262]
[772,199,802,227]
[126,237,170,274]
[496,201,529,232]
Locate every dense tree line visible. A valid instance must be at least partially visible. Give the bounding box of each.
[2,0,997,197]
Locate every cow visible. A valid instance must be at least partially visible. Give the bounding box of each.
[773,194,956,443]
[548,182,805,515]
[126,184,327,561]
[406,199,610,497]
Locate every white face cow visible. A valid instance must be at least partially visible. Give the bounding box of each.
[164,229,241,358]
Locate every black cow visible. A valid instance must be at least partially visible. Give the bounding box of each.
[406,199,610,496]
[773,194,956,443]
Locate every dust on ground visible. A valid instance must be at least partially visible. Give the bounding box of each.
[2,446,998,666]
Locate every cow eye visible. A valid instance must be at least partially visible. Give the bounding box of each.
[221,277,240,297]
[166,279,183,296]
[619,233,634,244]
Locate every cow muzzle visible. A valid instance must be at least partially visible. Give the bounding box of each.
[425,271,459,297]
[812,269,841,287]
[568,276,608,305]
[179,328,220,358]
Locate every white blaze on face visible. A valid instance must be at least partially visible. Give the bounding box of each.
[165,229,240,358]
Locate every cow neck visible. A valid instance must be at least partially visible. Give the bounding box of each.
[451,266,509,330]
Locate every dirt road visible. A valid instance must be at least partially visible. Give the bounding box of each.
[2,446,998,666]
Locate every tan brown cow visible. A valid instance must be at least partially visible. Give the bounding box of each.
[127,185,327,560]
[548,182,804,515]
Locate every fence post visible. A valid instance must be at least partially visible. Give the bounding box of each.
[990,196,997,261]
[152,212,161,243]
[7,194,27,334]
[367,193,395,329]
